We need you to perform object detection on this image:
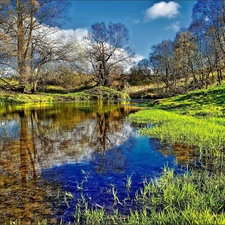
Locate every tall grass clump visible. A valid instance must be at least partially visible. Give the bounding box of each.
[73,168,225,225]
[129,109,225,156]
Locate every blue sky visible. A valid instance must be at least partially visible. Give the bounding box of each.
[63,1,197,58]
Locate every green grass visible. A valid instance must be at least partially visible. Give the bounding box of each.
[70,168,225,225]
[129,109,225,156]
[0,86,129,104]
[83,86,130,100]
[42,85,68,94]
[0,92,55,104]
[128,84,225,158]
[115,84,225,224]
[147,84,225,117]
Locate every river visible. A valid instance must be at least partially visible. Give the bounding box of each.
[0,101,183,224]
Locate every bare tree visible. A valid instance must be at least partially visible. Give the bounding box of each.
[137,58,152,79]
[173,30,197,91]
[149,40,175,93]
[0,0,70,90]
[191,0,225,85]
[29,27,75,92]
[0,0,12,71]
[82,22,134,87]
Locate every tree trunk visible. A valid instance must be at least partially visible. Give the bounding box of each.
[19,110,29,184]
[217,69,222,85]
[31,80,38,93]
[17,0,27,85]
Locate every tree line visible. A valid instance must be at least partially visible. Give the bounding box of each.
[131,0,225,96]
[0,0,134,93]
[0,0,224,96]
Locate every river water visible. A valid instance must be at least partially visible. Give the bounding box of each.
[0,101,185,224]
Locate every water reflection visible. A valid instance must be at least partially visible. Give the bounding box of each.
[0,110,55,224]
[1,101,215,223]
[0,101,141,223]
[158,143,197,165]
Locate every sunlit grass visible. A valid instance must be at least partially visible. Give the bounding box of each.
[70,168,225,225]
[146,84,225,117]
[119,84,225,223]
[129,109,225,157]
[11,169,225,224]
[0,86,129,104]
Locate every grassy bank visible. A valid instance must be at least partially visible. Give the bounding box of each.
[0,86,130,104]
[128,84,225,157]
[123,84,225,224]
[8,85,225,224]
[147,84,225,117]
[41,168,225,225]
[54,84,225,224]
[129,109,225,156]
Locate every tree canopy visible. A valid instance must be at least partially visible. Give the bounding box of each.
[81,22,134,87]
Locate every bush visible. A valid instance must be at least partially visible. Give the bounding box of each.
[42,85,67,94]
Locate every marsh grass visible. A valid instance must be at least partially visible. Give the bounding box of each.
[71,168,225,225]
[129,109,225,158]
[117,84,225,224]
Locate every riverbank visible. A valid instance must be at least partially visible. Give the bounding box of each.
[143,83,225,116]
[125,84,225,224]
[128,84,225,156]
[0,86,130,104]
[69,84,225,225]
[7,84,225,224]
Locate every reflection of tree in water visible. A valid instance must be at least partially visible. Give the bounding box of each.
[19,110,37,183]
[95,112,112,152]
[30,105,138,169]
[93,107,136,152]
[0,103,140,223]
[155,139,197,166]
[88,108,136,174]
[0,110,55,224]
[156,139,225,173]
[92,137,136,174]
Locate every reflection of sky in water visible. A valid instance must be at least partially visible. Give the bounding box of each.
[0,103,183,223]
[0,120,20,139]
[42,134,178,222]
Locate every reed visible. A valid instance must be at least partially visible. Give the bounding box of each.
[125,175,132,191]
[72,168,225,224]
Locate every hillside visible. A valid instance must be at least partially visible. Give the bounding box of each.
[145,84,225,117]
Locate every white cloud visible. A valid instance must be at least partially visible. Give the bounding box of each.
[204,16,210,22]
[35,26,144,73]
[59,28,88,42]
[145,1,180,20]
[123,54,144,73]
[165,21,180,32]
[133,54,144,64]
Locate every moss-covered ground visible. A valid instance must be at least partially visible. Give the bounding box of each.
[0,86,130,104]
[145,84,225,117]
